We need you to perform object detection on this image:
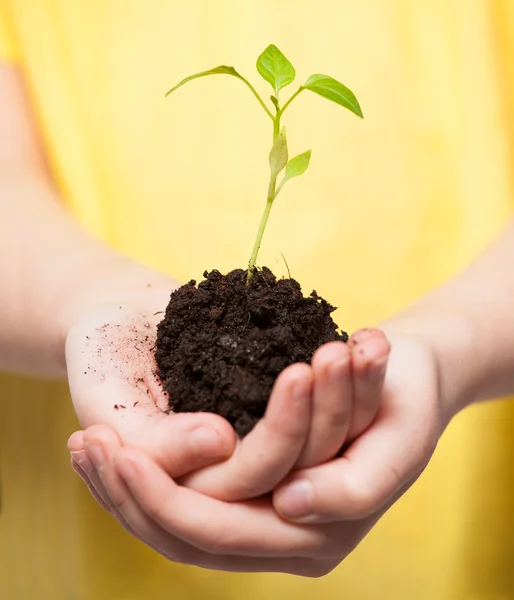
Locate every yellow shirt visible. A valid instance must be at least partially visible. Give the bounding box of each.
[1,1,514,598]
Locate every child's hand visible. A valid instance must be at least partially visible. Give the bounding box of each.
[66,298,317,501]
[180,328,391,501]
[68,330,443,575]
[273,333,441,524]
[66,302,237,476]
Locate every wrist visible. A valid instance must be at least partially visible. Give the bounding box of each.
[380,308,479,425]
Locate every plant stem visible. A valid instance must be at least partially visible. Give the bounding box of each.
[273,112,281,140]
[279,86,304,117]
[246,95,283,282]
[247,193,274,282]
[274,176,286,198]
[239,75,275,120]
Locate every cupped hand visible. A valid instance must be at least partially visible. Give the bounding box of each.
[69,320,444,576]
[272,333,442,524]
[67,290,389,503]
[66,296,320,500]
[181,328,390,499]
[66,302,237,474]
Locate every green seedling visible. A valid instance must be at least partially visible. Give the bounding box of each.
[166,44,363,281]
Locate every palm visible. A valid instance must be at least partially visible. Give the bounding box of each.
[66,301,234,465]
[65,294,312,494]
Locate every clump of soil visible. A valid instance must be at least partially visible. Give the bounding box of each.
[155,267,347,436]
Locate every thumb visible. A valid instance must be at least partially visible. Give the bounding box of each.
[69,413,237,480]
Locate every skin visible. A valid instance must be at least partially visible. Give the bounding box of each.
[3,61,514,576]
[68,330,433,576]
[1,60,393,573]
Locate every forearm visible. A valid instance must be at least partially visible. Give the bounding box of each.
[0,174,174,377]
[0,64,175,377]
[383,220,514,419]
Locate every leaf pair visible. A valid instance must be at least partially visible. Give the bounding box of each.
[256,45,362,118]
[166,44,363,119]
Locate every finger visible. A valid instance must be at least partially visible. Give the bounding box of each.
[71,456,112,513]
[86,429,336,569]
[114,447,335,559]
[74,409,235,482]
[70,418,236,526]
[179,363,313,501]
[273,378,438,523]
[71,447,342,575]
[82,426,202,562]
[67,430,86,453]
[75,445,334,574]
[69,431,115,513]
[346,328,390,441]
[72,430,133,521]
[71,446,143,549]
[84,419,230,481]
[131,413,236,478]
[295,341,352,468]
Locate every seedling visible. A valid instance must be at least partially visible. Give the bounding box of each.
[166,44,363,281]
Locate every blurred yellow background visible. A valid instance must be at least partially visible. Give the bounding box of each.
[1,1,514,598]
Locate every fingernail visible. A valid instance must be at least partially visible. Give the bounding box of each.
[189,427,224,456]
[86,443,105,469]
[277,479,314,520]
[70,450,94,474]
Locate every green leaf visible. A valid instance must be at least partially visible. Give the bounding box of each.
[269,127,288,179]
[303,74,363,118]
[270,95,279,111]
[165,65,243,96]
[257,45,296,96]
[285,150,311,180]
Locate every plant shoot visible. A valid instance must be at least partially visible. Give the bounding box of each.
[166,44,363,281]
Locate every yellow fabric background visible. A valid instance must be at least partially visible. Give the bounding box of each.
[0,2,16,60]
[1,1,514,598]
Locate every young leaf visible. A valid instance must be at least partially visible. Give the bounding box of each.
[303,74,363,118]
[285,150,311,180]
[268,127,288,179]
[270,95,279,111]
[165,65,243,96]
[257,45,296,96]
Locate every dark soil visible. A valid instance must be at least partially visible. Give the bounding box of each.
[154,267,347,437]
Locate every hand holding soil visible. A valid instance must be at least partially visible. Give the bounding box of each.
[64,291,349,503]
[64,44,445,574]
[66,291,388,503]
[66,301,237,480]
[68,319,444,576]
